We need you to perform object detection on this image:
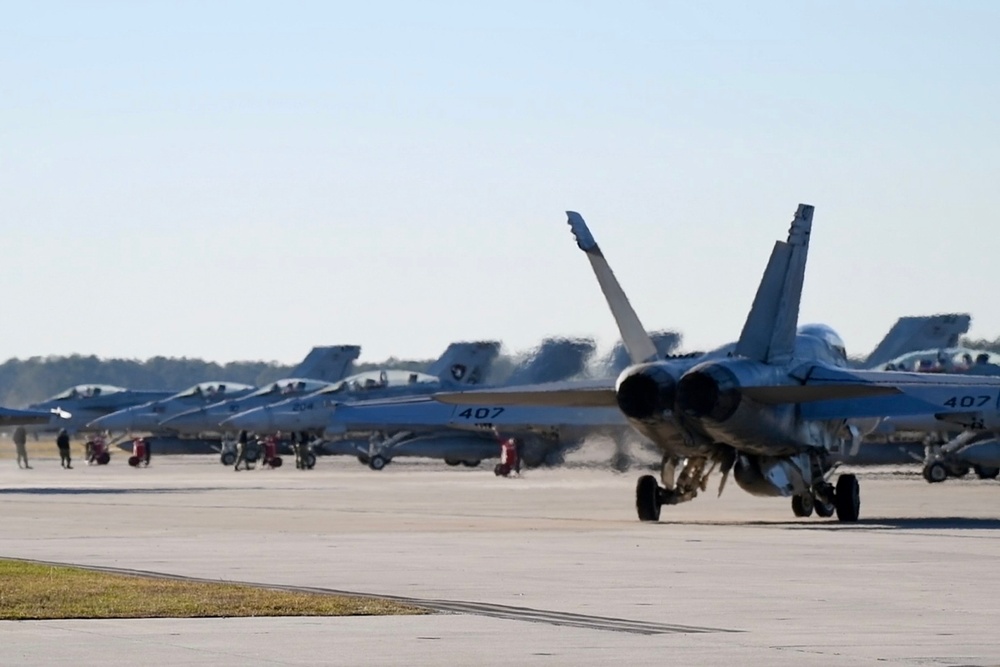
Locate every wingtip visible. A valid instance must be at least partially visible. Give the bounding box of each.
[566,211,598,252]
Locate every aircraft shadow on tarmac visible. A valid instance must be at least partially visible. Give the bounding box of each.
[0,486,247,496]
[656,517,1000,531]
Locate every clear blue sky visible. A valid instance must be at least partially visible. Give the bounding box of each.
[3,1,998,364]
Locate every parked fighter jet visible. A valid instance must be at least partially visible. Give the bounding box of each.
[0,405,68,427]
[86,346,360,435]
[27,385,176,435]
[436,206,1000,523]
[222,341,501,435]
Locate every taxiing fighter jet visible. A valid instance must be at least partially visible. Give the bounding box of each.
[436,206,1000,523]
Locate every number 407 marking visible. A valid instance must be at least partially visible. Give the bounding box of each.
[456,407,506,420]
[943,395,992,408]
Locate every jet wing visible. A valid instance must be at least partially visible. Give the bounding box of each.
[0,406,61,426]
[328,394,625,434]
[782,365,1000,420]
[434,379,617,408]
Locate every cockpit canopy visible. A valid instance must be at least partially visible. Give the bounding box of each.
[886,347,1000,372]
[48,384,127,401]
[172,382,255,399]
[798,323,847,360]
[247,378,330,398]
[318,369,439,395]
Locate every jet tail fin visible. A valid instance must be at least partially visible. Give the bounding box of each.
[290,345,361,383]
[861,314,971,368]
[734,204,814,364]
[428,341,501,387]
[504,337,596,385]
[566,211,658,365]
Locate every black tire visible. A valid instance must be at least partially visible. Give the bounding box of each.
[369,455,387,471]
[814,499,835,518]
[302,452,316,469]
[461,460,480,468]
[128,456,140,467]
[270,457,283,468]
[791,494,814,518]
[494,464,504,476]
[357,455,370,465]
[974,465,1000,480]
[834,474,860,522]
[635,475,661,522]
[923,461,948,483]
[444,459,461,467]
[221,451,236,466]
[96,452,111,465]
[947,465,970,478]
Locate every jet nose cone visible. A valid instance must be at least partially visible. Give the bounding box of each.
[222,407,273,433]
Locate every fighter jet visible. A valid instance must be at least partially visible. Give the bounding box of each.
[436,206,1000,523]
[27,384,176,435]
[222,341,501,435]
[85,345,361,435]
[316,312,969,471]
[0,405,69,427]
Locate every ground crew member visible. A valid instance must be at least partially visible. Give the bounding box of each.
[142,436,151,466]
[56,428,72,469]
[234,429,249,471]
[294,431,309,469]
[13,426,30,469]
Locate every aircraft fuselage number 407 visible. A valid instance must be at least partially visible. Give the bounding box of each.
[943,395,993,408]
[455,407,505,420]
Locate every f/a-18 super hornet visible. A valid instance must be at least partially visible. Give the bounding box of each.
[87,345,360,435]
[436,206,1000,522]
[221,341,501,436]
[318,312,970,472]
[27,385,176,435]
[156,345,362,435]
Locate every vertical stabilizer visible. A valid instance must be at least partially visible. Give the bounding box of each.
[428,341,501,387]
[861,314,971,368]
[735,204,814,364]
[566,211,659,365]
[505,337,597,385]
[290,345,361,382]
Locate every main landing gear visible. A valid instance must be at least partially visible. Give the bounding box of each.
[789,474,859,522]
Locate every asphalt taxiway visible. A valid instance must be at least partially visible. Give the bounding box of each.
[2,455,999,666]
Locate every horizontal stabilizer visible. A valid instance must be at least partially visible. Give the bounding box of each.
[435,379,617,408]
[742,384,900,404]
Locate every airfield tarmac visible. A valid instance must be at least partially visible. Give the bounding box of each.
[1,453,999,666]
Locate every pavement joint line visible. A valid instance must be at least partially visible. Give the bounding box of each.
[14,558,740,636]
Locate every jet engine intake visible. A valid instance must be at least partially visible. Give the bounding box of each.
[675,363,741,423]
[614,363,678,420]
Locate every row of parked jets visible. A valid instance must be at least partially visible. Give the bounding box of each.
[11,204,1000,523]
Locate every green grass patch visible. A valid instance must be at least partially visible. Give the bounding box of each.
[0,559,427,620]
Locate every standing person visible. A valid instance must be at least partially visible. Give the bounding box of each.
[13,426,30,469]
[142,436,151,467]
[234,429,249,471]
[56,428,72,469]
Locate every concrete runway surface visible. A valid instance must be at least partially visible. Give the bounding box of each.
[1,455,999,666]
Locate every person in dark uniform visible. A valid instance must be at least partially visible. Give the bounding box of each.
[234,429,249,471]
[56,428,72,469]
[141,436,151,467]
[13,426,30,469]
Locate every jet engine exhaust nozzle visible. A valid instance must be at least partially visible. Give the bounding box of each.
[615,363,677,420]
[675,364,742,423]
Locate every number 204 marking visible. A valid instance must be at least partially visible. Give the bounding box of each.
[456,407,506,420]
[943,395,992,408]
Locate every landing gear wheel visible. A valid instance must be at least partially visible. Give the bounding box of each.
[834,474,860,522]
[461,460,480,468]
[814,499,835,518]
[974,465,1000,480]
[923,461,948,483]
[635,475,661,522]
[357,455,370,465]
[369,455,387,471]
[96,452,111,465]
[791,494,814,518]
[948,465,970,478]
[444,459,461,467]
[302,452,316,469]
[221,451,236,466]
